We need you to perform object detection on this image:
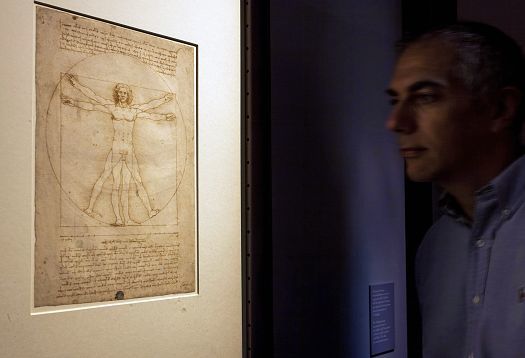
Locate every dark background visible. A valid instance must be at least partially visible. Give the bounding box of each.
[244,0,525,357]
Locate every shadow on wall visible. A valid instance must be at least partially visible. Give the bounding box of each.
[271,1,405,357]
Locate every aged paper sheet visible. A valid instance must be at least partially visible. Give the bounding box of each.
[34,5,197,307]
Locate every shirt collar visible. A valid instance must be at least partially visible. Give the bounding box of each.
[439,155,525,223]
[439,192,470,224]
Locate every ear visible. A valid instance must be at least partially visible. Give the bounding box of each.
[490,86,522,132]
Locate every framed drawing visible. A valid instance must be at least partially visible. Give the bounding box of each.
[0,0,242,357]
[34,4,197,307]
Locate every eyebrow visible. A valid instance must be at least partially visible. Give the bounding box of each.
[386,80,446,97]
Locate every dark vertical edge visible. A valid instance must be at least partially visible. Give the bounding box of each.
[243,0,273,357]
[241,0,248,356]
[403,179,432,358]
[400,1,457,357]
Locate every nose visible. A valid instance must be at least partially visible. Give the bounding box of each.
[385,102,416,134]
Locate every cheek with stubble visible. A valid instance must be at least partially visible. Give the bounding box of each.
[404,130,464,183]
[402,132,445,182]
[404,153,439,182]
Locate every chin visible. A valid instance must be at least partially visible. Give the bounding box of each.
[405,165,436,183]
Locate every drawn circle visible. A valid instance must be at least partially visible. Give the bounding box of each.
[45,53,190,225]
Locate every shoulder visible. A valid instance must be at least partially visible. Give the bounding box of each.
[417,216,455,253]
[415,215,471,281]
[415,217,445,268]
[418,215,470,250]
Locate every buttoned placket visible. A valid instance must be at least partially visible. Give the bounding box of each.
[465,186,505,358]
[428,156,525,357]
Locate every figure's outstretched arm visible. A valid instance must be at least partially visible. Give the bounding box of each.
[137,112,176,121]
[62,96,111,114]
[64,74,112,106]
[136,93,174,111]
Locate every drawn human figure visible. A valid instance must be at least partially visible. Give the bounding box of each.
[62,73,176,226]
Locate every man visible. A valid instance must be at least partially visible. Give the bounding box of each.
[386,23,525,357]
[62,74,176,226]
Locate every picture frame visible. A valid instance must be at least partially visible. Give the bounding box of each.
[0,0,243,356]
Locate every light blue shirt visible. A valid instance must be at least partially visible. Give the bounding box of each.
[416,156,525,358]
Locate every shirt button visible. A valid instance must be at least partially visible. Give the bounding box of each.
[472,295,481,304]
[502,208,511,217]
[468,353,474,358]
[475,239,485,248]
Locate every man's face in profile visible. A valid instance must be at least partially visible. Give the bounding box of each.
[386,40,495,185]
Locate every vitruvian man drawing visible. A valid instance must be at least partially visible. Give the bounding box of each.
[62,74,176,226]
[34,5,197,307]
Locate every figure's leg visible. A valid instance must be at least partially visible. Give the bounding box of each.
[111,161,124,226]
[120,165,136,225]
[85,150,114,215]
[130,152,158,218]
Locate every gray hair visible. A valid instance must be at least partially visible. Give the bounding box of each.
[400,22,525,127]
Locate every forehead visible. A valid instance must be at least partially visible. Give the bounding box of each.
[389,41,459,92]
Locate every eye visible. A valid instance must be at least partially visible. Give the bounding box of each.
[389,98,399,106]
[413,92,438,105]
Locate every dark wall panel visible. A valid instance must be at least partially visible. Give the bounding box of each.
[270,2,405,357]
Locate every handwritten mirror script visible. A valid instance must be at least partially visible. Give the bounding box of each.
[34,5,197,307]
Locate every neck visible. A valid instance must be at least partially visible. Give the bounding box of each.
[439,142,521,220]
